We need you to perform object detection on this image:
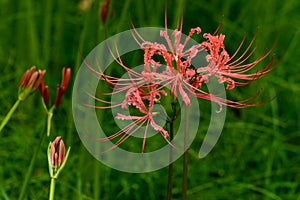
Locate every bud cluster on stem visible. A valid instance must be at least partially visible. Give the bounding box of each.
[18,66,46,101]
[48,136,70,179]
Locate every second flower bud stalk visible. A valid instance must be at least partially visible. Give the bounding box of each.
[39,67,71,136]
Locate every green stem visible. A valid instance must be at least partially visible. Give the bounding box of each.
[182,150,188,200]
[49,178,56,200]
[0,99,21,133]
[167,102,176,200]
[166,121,174,200]
[47,110,53,137]
[182,105,189,200]
[172,0,186,28]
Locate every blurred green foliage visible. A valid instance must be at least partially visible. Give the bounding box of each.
[0,0,300,199]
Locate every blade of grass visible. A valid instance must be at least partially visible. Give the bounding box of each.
[42,0,53,66]
[18,121,46,200]
[24,0,40,64]
[0,187,10,200]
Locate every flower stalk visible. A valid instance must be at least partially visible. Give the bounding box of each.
[166,121,174,200]
[182,105,189,200]
[0,66,45,134]
[46,107,54,137]
[49,178,56,200]
[0,99,21,133]
[166,102,177,200]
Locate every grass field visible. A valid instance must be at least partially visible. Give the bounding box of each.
[0,0,300,199]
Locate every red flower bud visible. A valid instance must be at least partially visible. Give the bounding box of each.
[55,68,71,108]
[19,66,36,88]
[49,136,65,170]
[101,0,110,23]
[18,66,46,100]
[48,136,70,178]
[58,139,65,164]
[39,80,50,106]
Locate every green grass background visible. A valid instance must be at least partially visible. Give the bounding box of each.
[0,0,299,199]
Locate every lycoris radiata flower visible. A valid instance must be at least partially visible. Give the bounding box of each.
[84,20,281,153]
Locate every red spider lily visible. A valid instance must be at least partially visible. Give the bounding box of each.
[132,24,280,111]
[85,21,280,153]
[199,33,276,90]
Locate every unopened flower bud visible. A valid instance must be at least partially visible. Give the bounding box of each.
[18,66,46,101]
[58,139,66,165]
[100,0,110,23]
[48,136,70,179]
[39,80,50,106]
[55,67,71,108]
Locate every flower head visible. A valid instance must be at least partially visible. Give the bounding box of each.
[199,33,276,90]
[85,20,280,153]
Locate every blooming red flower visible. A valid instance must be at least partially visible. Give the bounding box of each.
[133,26,279,111]
[200,33,275,89]
[86,22,279,153]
